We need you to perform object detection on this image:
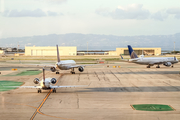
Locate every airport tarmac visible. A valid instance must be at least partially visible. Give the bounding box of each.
[0,62,180,120]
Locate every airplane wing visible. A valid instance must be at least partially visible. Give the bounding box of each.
[21,64,54,68]
[62,63,101,69]
[5,86,42,88]
[149,62,157,65]
[68,64,94,68]
[50,85,87,89]
[149,61,167,65]
[1,62,55,68]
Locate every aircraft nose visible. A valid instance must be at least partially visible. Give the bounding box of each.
[175,57,179,62]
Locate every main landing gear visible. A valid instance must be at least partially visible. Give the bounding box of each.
[171,64,174,67]
[38,89,41,93]
[147,65,150,68]
[71,68,75,74]
[56,71,59,74]
[156,65,160,68]
[53,88,56,93]
[71,71,75,74]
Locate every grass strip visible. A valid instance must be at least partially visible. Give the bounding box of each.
[132,104,174,111]
[0,81,23,92]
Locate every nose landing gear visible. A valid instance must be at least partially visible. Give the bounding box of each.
[38,89,41,93]
[53,89,56,93]
[71,68,75,74]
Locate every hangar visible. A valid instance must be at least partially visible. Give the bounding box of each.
[25,46,77,56]
[25,46,161,56]
[108,47,161,56]
[116,47,161,56]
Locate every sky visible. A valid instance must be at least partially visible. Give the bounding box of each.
[0,0,180,38]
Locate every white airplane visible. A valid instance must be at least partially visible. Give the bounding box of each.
[7,45,99,74]
[8,68,86,93]
[42,45,95,74]
[121,45,179,68]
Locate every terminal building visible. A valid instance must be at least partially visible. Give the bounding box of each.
[25,46,77,56]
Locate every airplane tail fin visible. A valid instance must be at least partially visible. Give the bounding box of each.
[43,68,45,85]
[120,54,123,59]
[174,56,178,61]
[128,45,138,59]
[56,45,60,62]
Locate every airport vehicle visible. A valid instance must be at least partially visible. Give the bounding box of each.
[122,45,179,68]
[9,68,86,93]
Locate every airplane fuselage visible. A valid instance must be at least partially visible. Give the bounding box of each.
[56,60,76,70]
[40,78,52,89]
[129,57,179,65]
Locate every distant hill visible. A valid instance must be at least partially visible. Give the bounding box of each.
[1,33,180,50]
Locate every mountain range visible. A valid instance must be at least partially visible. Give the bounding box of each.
[0,33,180,51]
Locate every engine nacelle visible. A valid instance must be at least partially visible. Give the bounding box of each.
[51,78,57,84]
[50,67,56,72]
[163,62,172,67]
[33,78,40,84]
[78,66,84,72]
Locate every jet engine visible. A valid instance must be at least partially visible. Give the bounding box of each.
[50,67,56,72]
[33,78,40,84]
[51,78,57,84]
[163,62,172,67]
[78,66,84,72]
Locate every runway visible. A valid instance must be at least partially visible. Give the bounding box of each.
[0,62,180,120]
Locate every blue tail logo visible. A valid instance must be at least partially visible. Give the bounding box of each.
[120,54,123,59]
[128,45,138,59]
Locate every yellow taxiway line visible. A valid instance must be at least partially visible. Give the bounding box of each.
[30,74,74,120]
[30,89,52,120]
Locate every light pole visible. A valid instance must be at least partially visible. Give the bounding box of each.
[17,41,19,54]
[174,42,175,54]
[87,42,88,55]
